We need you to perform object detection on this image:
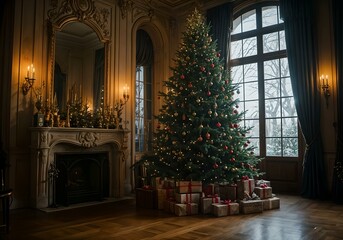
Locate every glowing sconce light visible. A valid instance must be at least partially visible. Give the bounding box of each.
[22,64,36,95]
[320,74,330,108]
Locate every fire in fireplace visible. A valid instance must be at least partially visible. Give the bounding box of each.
[55,152,109,206]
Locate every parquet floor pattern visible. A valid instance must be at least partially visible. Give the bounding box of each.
[2,194,343,240]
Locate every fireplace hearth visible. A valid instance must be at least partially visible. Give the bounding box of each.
[55,152,109,206]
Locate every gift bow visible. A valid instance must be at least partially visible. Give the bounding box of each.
[260,183,268,188]
[242,176,249,180]
[222,199,231,204]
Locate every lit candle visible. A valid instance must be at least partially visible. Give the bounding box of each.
[32,67,35,79]
[326,75,328,85]
[27,66,30,78]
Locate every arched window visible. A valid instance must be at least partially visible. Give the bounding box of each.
[135,30,153,153]
[230,4,299,158]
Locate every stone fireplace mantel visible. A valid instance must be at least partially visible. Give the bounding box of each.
[30,127,129,209]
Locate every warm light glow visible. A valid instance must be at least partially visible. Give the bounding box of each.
[22,63,36,95]
[320,74,330,108]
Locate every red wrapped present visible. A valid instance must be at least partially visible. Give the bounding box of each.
[219,183,237,201]
[176,181,202,193]
[202,183,219,196]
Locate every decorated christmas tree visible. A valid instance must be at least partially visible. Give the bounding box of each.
[135,9,263,184]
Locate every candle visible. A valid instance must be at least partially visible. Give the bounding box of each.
[326,75,328,85]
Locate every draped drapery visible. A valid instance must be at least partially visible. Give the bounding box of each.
[136,29,153,66]
[332,0,343,203]
[93,47,105,110]
[206,3,232,69]
[280,0,327,199]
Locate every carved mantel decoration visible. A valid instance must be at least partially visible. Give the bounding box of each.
[30,127,129,209]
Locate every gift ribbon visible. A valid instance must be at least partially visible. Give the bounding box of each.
[142,185,153,190]
[222,199,232,215]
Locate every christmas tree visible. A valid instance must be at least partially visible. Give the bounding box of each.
[135,9,263,184]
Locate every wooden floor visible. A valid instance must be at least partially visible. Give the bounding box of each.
[1,194,343,240]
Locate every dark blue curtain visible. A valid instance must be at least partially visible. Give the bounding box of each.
[136,30,153,66]
[332,0,343,203]
[280,0,327,199]
[206,3,232,69]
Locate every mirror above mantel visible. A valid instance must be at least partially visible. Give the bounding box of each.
[45,0,121,129]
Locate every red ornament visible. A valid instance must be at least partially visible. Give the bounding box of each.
[217,52,221,57]
[180,74,185,79]
[216,122,221,127]
[188,82,193,88]
[206,132,211,139]
[234,123,239,128]
[230,149,234,154]
[221,86,225,91]
[244,142,248,147]
[200,66,205,72]
[198,136,203,142]
[230,157,236,162]
[207,91,211,96]
[211,63,215,68]
[225,80,229,84]
[233,109,238,114]
[223,145,228,150]
[213,163,219,169]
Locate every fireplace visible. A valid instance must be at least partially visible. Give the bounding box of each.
[55,152,109,206]
[30,127,129,209]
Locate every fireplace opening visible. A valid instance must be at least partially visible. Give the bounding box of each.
[55,152,109,206]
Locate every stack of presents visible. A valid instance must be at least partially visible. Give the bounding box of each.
[135,176,280,217]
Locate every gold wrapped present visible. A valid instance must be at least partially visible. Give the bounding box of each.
[157,188,175,209]
[175,192,201,204]
[219,184,237,201]
[237,178,255,200]
[254,186,272,199]
[240,200,263,214]
[212,202,239,217]
[176,181,202,193]
[201,195,220,214]
[174,203,198,216]
[262,197,280,210]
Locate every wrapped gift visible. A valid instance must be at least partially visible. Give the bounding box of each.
[201,195,220,214]
[175,203,198,216]
[240,200,263,214]
[152,177,164,189]
[136,187,157,209]
[262,197,280,210]
[176,181,202,193]
[219,184,237,201]
[202,183,219,196]
[256,179,271,187]
[163,179,175,188]
[164,198,176,213]
[237,177,255,200]
[175,192,201,204]
[212,201,239,217]
[254,186,272,199]
[157,188,175,209]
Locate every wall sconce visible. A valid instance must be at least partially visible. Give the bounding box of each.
[320,74,330,108]
[123,84,130,129]
[123,84,130,103]
[22,64,36,95]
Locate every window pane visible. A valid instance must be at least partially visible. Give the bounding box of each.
[243,37,257,57]
[265,99,281,117]
[262,6,278,27]
[266,118,281,137]
[244,82,258,100]
[242,10,256,32]
[280,30,286,50]
[281,77,292,97]
[263,32,279,53]
[235,83,244,100]
[282,117,298,137]
[231,40,242,59]
[264,59,280,79]
[232,16,242,34]
[244,63,258,82]
[278,6,284,24]
[265,79,280,99]
[280,58,290,77]
[249,138,260,156]
[245,119,259,137]
[231,65,243,84]
[283,138,298,157]
[282,97,297,117]
[245,100,259,118]
[266,138,281,156]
